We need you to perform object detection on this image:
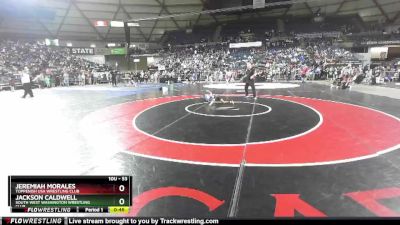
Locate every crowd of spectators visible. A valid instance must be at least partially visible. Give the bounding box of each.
[1,20,400,92]
[0,40,111,91]
[154,16,400,86]
[153,36,362,84]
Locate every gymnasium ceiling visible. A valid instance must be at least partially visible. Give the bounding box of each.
[0,0,399,42]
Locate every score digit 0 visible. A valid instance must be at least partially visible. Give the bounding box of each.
[119,185,125,192]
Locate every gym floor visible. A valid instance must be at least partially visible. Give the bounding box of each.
[0,82,399,217]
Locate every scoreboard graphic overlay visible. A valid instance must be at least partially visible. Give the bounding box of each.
[8,176,132,213]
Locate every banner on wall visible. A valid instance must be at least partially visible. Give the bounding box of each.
[295,32,341,39]
[370,47,388,60]
[110,48,127,55]
[94,20,108,27]
[360,40,400,46]
[95,48,112,55]
[229,41,262,48]
[69,47,94,55]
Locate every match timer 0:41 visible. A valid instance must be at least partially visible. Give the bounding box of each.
[8,176,132,213]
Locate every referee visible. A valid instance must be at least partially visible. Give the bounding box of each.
[243,62,257,98]
[21,67,34,98]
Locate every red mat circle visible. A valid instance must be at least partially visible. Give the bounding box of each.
[82,95,400,167]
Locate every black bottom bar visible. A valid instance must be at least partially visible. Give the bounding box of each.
[2,217,398,225]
